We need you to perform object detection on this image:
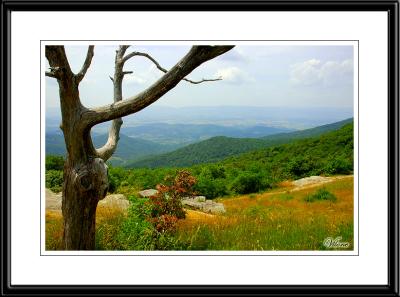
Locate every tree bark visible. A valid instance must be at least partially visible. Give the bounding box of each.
[62,157,108,250]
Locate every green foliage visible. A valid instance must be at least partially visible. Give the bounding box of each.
[194,178,228,199]
[324,157,353,175]
[114,197,158,250]
[127,118,353,168]
[111,171,197,250]
[193,166,228,198]
[110,196,185,250]
[230,172,266,194]
[95,123,354,200]
[304,188,337,202]
[45,123,354,201]
[46,155,65,171]
[45,170,63,192]
[286,156,319,179]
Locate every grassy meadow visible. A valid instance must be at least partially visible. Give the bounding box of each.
[46,175,353,251]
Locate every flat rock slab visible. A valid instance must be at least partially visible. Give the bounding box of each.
[292,176,331,187]
[138,189,159,198]
[182,197,226,214]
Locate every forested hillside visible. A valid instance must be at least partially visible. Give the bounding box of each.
[127,118,353,168]
[46,132,179,166]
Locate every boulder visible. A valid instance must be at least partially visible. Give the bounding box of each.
[98,194,130,210]
[138,189,159,198]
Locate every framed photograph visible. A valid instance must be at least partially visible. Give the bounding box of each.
[2,0,399,296]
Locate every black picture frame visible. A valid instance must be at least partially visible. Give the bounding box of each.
[1,1,399,296]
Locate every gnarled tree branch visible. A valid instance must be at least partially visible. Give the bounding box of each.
[45,70,59,79]
[123,51,222,84]
[82,46,234,128]
[94,46,125,161]
[90,45,234,161]
[45,46,73,77]
[75,45,95,83]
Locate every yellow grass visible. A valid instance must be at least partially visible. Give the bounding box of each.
[45,204,126,250]
[176,176,354,250]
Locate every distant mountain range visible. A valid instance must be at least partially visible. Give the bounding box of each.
[45,123,293,165]
[45,132,179,166]
[46,117,353,167]
[120,123,293,145]
[126,118,353,168]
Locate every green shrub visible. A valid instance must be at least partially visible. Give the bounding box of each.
[230,172,264,194]
[45,170,63,192]
[286,156,318,179]
[45,155,65,171]
[114,197,156,250]
[324,158,353,175]
[193,178,227,199]
[208,165,226,179]
[304,188,337,202]
[114,194,186,250]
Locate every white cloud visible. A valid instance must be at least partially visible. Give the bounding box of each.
[123,65,163,85]
[124,74,146,85]
[214,67,254,84]
[290,59,353,86]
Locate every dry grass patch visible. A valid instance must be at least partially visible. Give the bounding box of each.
[176,176,354,251]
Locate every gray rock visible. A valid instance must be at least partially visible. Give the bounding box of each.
[182,197,226,214]
[138,189,159,198]
[194,196,206,202]
[98,194,130,210]
[292,176,331,187]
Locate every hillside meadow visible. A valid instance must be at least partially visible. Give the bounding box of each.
[46,175,353,251]
[45,122,354,251]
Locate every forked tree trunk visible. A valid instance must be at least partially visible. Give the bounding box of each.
[45,45,234,250]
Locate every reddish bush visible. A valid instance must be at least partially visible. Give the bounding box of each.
[146,170,197,233]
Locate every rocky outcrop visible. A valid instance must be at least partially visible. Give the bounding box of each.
[182,196,225,214]
[292,176,331,187]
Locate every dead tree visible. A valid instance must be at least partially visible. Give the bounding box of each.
[45,45,234,250]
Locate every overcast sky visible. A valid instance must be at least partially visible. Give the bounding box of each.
[45,45,354,110]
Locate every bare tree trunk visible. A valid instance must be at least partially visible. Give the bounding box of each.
[45,45,234,250]
[62,157,108,250]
